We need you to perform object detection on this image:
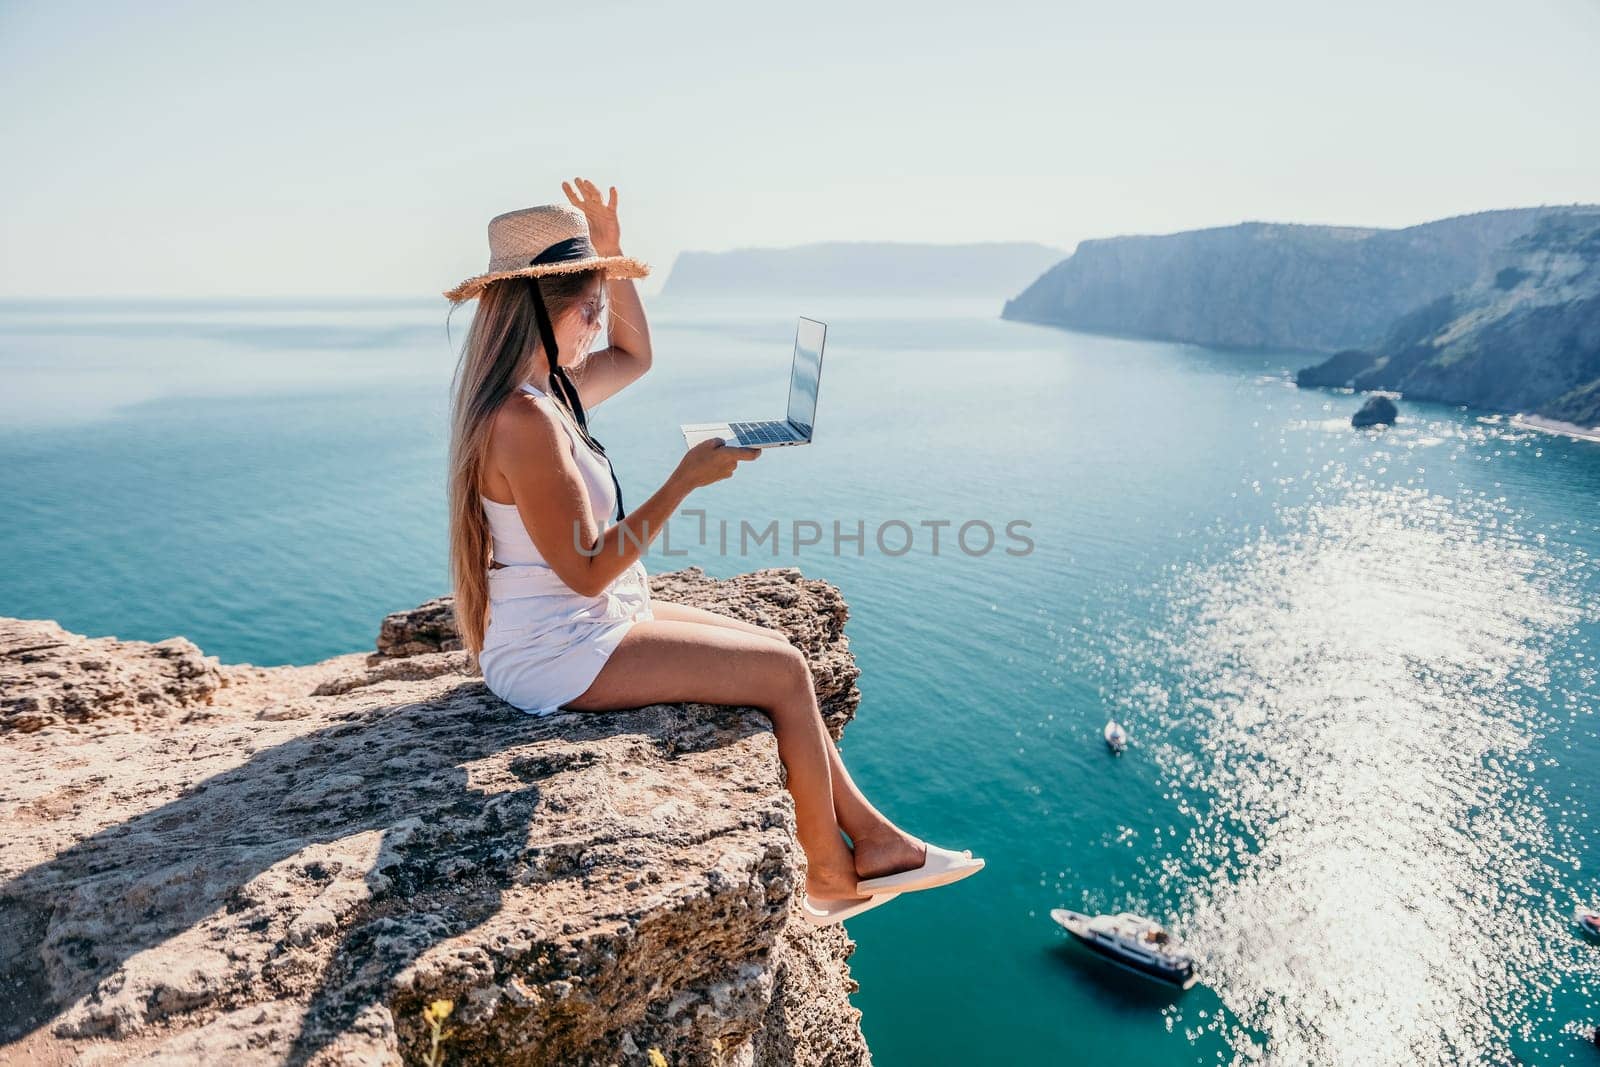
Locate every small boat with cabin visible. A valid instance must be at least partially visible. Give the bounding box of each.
[1050,908,1198,989]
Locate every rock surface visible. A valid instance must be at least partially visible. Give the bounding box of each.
[0,620,226,735]
[1351,395,1399,428]
[0,567,872,1066]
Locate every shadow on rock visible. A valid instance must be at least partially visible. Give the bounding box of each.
[2,680,776,1064]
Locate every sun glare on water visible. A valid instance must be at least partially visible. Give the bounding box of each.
[1125,480,1596,1064]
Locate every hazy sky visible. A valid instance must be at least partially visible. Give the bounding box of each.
[1,0,1596,298]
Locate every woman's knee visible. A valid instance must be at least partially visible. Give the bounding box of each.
[762,642,814,704]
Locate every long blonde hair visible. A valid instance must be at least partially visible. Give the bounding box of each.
[447,271,601,656]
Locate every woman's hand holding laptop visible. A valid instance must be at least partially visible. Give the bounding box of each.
[672,437,761,488]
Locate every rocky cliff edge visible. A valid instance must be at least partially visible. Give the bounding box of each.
[0,567,871,1067]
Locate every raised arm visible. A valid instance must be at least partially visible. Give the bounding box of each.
[488,396,756,597]
[562,177,653,409]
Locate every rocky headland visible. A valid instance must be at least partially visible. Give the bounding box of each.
[1000,208,1575,351]
[1295,210,1600,427]
[1001,205,1600,432]
[0,568,873,1066]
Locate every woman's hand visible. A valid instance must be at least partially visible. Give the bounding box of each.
[673,438,761,490]
[562,176,624,257]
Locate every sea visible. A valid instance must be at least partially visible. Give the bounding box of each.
[2,295,1597,1065]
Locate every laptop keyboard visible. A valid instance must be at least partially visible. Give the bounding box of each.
[729,421,795,445]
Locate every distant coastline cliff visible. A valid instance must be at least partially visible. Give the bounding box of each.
[1295,210,1600,426]
[1000,208,1578,352]
[0,568,872,1066]
[1001,205,1600,427]
[663,240,1064,299]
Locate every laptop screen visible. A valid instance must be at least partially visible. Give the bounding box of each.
[786,317,827,438]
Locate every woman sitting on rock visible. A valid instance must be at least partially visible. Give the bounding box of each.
[443,178,983,925]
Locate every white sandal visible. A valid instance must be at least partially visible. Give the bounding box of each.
[855,841,985,896]
[798,890,902,927]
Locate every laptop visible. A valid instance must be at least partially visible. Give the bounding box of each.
[681,317,828,449]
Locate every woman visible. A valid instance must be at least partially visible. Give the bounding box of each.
[444,177,984,925]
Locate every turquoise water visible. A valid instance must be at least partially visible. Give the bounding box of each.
[3,297,1598,1064]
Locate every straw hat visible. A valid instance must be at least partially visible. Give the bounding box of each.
[443,204,650,303]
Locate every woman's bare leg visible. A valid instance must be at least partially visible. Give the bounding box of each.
[647,603,927,880]
[564,618,872,902]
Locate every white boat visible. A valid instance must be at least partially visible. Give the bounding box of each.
[1103,720,1127,753]
[1050,908,1198,989]
[1578,907,1600,937]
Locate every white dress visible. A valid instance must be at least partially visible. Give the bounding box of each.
[476,381,653,715]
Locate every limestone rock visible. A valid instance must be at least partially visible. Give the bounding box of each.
[0,618,226,734]
[0,567,871,1066]
[374,597,461,659]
